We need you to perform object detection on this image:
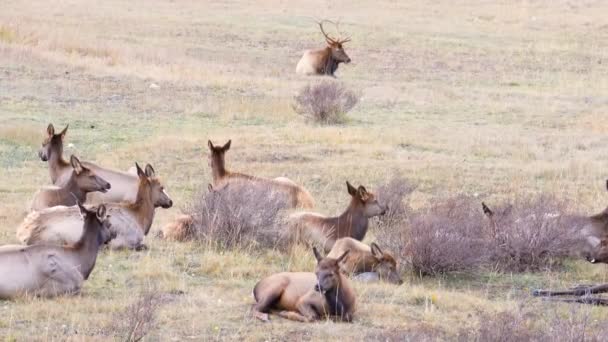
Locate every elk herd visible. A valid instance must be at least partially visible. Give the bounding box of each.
[1,22,607,324]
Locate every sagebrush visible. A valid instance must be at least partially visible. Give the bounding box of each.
[184,183,290,249]
[292,80,359,124]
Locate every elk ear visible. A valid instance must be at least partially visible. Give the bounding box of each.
[312,246,323,262]
[337,250,350,263]
[47,123,55,136]
[357,186,369,201]
[482,202,493,217]
[208,140,215,151]
[96,204,107,220]
[59,124,69,138]
[346,181,357,196]
[370,243,383,258]
[135,163,146,178]
[222,140,231,151]
[144,164,155,178]
[70,155,84,174]
[605,179,608,192]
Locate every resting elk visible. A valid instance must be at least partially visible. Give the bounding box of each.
[327,237,403,285]
[252,247,356,322]
[296,21,351,77]
[289,181,387,252]
[30,155,111,211]
[161,140,315,240]
[18,163,172,250]
[38,123,139,204]
[0,203,114,299]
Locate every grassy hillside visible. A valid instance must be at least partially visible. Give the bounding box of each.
[1,0,608,340]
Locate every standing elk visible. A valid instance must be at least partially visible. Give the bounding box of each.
[296,21,351,77]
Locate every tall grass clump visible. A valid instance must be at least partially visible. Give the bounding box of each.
[292,79,359,124]
[183,183,290,250]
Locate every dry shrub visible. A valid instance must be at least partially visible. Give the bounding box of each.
[376,175,416,225]
[292,80,359,124]
[109,289,163,342]
[184,183,290,249]
[376,178,581,276]
[485,196,582,272]
[459,304,608,342]
[404,196,490,276]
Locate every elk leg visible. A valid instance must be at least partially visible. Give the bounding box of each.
[533,283,608,297]
[252,285,284,322]
[276,310,313,323]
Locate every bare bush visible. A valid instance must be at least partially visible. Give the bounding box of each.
[292,80,359,124]
[109,289,163,342]
[485,196,582,272]
[376,186,581,276]
[375,175,416,224]
[459,304,608,342]
[405,196,490,276]
[184,183,290,250]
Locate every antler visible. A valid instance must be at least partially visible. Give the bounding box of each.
[317,20,337,44]
[334,20,351,44]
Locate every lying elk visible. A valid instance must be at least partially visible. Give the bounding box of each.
[252,247,356,322]
[296,21,351,77]
[18,163,172,250]
[0,203,114,299]
[161,140,315,240]
[327,237,402,285]
[30,155,111,211]
[289,181,387,252]
[38,123,139,204]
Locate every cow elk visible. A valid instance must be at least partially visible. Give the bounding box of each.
[0,203,114,299]
[252,247,356,322]
[327,237,402,285]
[38,123,139,204]
[30,155,111,211]
[289,181,387,252]
[18,163,172,250]
[296,21,351,77]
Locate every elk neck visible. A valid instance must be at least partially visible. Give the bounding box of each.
[126,179,156,234]
[70,215,104,280]
[335,198,369,240]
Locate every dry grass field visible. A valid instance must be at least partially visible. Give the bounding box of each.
[2,0,608,340]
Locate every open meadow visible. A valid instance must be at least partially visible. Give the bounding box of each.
[1,0,608,340]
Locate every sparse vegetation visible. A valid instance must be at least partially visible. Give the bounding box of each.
[292,80,359,124]
[1,0,608,340]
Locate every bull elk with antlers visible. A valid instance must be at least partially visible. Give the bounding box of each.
[296,21,351,77]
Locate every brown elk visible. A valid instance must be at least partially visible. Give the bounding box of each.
[252,247,356,322]
[0,203,115,299]
[38,123,139,204]
[30,155,111,211]
[289,181,387,252]
[296,21,351,77]
[17,163,172,250]
[327,237,402,285]
[161,140,315,240]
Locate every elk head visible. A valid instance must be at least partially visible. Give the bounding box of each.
[71,155,111,193]
[347,181,387,217]
[318,21,351,64]
[370,243,403,285]
[39,123,68,162]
